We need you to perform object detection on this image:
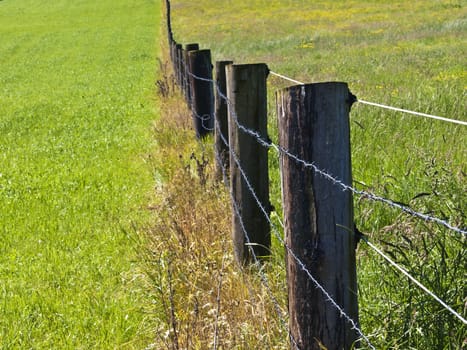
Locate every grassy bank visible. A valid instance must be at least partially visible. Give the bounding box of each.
[0,0,160,348]
[151,0,466,348]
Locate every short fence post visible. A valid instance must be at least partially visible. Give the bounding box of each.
[187,49,214,138]
[214,60,233,181]
[276,82,359,349]
[226,63,270,265]
[183,43,200,105]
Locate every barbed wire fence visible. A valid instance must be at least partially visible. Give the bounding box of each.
[162,0,466,348]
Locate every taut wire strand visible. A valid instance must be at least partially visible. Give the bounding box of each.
[363,237,467,325]
[270,70,467,126]
[358,99,467,126]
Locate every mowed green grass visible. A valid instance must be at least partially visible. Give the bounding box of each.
[0,0,159,348]
[169,1,466,348]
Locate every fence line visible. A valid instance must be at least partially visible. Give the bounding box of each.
[270,70,467,126]
[184,64,467,237]
[180,58,467,326]
[164,1,466,347]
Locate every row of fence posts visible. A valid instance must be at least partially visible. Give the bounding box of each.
[165,1,361,348]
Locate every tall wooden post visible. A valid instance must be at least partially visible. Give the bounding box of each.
[276,82,359,349]
[175,44,183,86]
[183,43,200,105]
[187,49,214,138]
[165,0,173,44]
[226,63,270,265]
[214,60,233,181]
[170,40,177,73]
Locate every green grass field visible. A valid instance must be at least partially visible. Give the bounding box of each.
[0,0,160,348]
[155,1,466,348]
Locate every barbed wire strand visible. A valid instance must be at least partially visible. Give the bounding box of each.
[269,70,467,126]
[362,237,467,324]
[215,121,375,349]
[270,142,467,236]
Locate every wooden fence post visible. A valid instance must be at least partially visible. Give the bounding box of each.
[214,60,233,181]
[165,0,173,45]
[226,63,270,265]
[175,44,183,86]
[276,82,359,349]
[183,43,200,105]
[170,40,177,73]
[187,49,214,138]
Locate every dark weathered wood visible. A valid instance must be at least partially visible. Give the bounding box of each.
[175,44,183,86]
[183,43,200,105]
[277,82,359,349]
[165,0,173,44]
[214,60,233,181]
[170,40,177,72]
[187,49,214,138]
[226,63,270,265]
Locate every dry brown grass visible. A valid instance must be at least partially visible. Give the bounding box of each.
[143,58,288,349]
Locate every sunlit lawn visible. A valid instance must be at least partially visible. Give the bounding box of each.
[0,0,160,348]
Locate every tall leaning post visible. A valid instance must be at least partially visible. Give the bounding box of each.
[276,82,359,349]
[187,49,214,138]
[214,60,233,181]
[226,63,270,265]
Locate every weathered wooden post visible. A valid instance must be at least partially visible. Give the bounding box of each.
[165,0,173,45]
[214,60,233,181]
[277,82,359,349]
[226,63,270,264]
[187,49,214,138]
[183,43,200,105]
[175,44,183,86]
[170,40,177,72]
